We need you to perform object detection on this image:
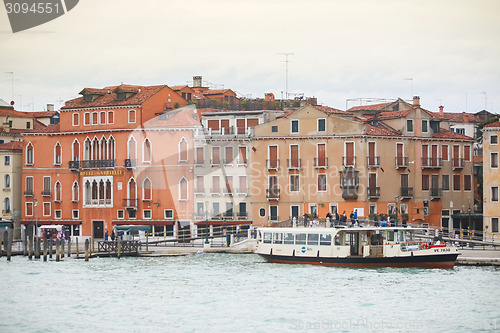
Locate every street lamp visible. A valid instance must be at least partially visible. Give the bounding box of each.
[205,201,209,244]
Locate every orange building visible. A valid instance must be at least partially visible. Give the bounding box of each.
[21,84,197,239]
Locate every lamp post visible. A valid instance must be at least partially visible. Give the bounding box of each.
[468,197,472,240]
[34,198,38,238]
[395,196,399,227]
[205,201,209,245]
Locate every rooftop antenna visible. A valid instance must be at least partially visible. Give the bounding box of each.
[404,78,413,99]
[5,71,16,103]
[481,91,487,110]
[278,53,293,99]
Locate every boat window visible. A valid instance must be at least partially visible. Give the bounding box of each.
[387,231,395,242]
[296,233,306,245]
[361,233,368,245]
[398,231,405,242]
[320,234,332,246]
[263,233,272,244]
[334,233,342,245]
[307,234,319,245]
[284,233,294,244]
[273,232,283,244]
[405,231,414,241]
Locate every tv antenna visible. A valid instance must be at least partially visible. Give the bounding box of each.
[278,53,293,99]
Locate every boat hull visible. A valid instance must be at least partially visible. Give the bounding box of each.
[257,253,460,269]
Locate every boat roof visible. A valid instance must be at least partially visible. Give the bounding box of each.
[256,227,428,232]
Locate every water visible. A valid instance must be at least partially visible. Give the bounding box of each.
[0,254,499,333]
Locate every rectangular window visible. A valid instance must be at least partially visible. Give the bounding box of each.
[464,145,471,161]
[272,126,278,133]
[196,147,204,165]
[108,111,114,124]
[291,120,299,133]
[422,174,429,191]
[406,119,413,132]
[72,210,79,219]
[4,156,10,166]
[318,174,327,192]
[492,187,499,202]
[128,210,136,219]
[464,175,472,191]
[165,209,174,219]
[43,176,51,196]
[491,135,498,145]
[290,175,299,192]
[143,209,152,219]
[55,210,62,219]
[224,146,233,165]
[422,120,428,132]
[100,111,106,124]
[129,110,136,123]
[492,218,499,233]
[317,118,326,132]
[491,153,499,168]
[117,210,124,219]
[73,113,79,126]
[92,112,98,125]
[442,175,450,191]
[442,145,448,161]
[453,174,461,191]
[84,113,90,125]
[43,202,51,216]
[238,146,247,165]
[26,121,31,129]
[25,202,33,216]
[212,147,220,165]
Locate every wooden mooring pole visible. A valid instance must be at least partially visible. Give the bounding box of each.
[34,236,40,259]
[84,239,90,261]
[76,238,79,258]
[55,239,60,262]
[117,238,121,259]
[67,238,71,258]
[0,231,3,259]
[6,228,12,261]
[28,224,33,259]
[43,238,48,261]
[61,239,65,259]
[49,238,53,259]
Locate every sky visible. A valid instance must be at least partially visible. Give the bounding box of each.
[1,0,499,114]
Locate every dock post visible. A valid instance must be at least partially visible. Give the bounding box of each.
[49,238,53,259]
[67,238,71,258]
[76,238,79,258]
[117,237,121,259]
[0,231,3,258]
[23,227,27,256]
[34,235,40,259]
[28,224,33,259]
[61,239,65,259]
[6,228,12,261]
[84,239,89,261]
[55,239,60,262]
[43,238,48,261]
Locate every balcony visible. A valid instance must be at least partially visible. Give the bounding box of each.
[210,188,221,196]
[24,190,33,196]
[222,212,234,219]
[236,188,248,196]
[341,185,358,200]
[123,198,138,209]
[400,187,414,199]
[266,187,280,200]
[430,187,442,200]
[367,156,380,168]
[266,159,280,171]
[422,157,442,169]
[313,157,328,169]
[395,156,409,169]
[223,187,233,196]
[69,160,79,170]
[81,159,115,169]
[2,209,11,215]
[237,212,248,219]
[210,159,221,167]
[41,190,51,197]
[194,160,204,167]
[452,158,464,170]
[237,159,247,166]
[194,188,205,196]
[342,156,356,169]
[124,158,136,169]
[367,186,380,199]
[287,159,302,170]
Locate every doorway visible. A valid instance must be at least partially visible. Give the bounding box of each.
[93,220,104,239]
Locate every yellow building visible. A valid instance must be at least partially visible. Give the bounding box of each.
[250,100,474,231]
[482,121,500,241]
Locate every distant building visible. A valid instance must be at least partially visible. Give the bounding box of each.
[482,121,500,241]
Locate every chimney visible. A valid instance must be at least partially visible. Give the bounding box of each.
[463,112,469,123]
[193,76,202,88]
[413,96,420,107]
[439,105,444,117]
[47,104,54,111]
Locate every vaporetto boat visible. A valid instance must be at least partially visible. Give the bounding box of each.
[255,226,460,269]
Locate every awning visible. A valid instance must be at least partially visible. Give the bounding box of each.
[114,225,152,233]
[21,220,82,225]
[194,220,252,226]
[39,225,63,231]
[112,220,175,226]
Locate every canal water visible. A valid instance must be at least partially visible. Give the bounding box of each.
[0,253,499,332]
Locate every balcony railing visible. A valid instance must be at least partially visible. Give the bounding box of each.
[2,209,11,215]
[24,190,33,196]
[69,160,79,170]
[210,188,221,196]
[81,159,115,169]
[210,159,221,166]
[266,187,280,200]
[400,187,414,199]
[367,156,380,168]
[342,156,356,168]
[266,159,280,171]
[452,158,464,170]
[341,185,358,200]
[313,157,328,169]
[123,198,138,209]
[194,160,204,167]
[124,159,136,169]
[236,188,248,196]
[422,157,442,169]
[287,159,302,170]
[194,188,205,196]
[430,187,442,199]
[41,190,51,197]
[395,156,409,169]
[367,186,380,199]
[222,212,234,219]
[223,187,233,196]
[237,212,248,219]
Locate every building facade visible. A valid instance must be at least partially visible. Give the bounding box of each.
[482,121,500,241]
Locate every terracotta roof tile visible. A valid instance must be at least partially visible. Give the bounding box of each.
[313,105,349,115]
[0,108,32,118]
[474,156,483,164]
[26,111,58,118]
[484,121,500,128]
[432,128,473,140]
[348,102,392,112]
[0,141,23,150]
[365,124,400,136]
[202,89,234,96]
[146,107,200,128]
[366,109,414,120]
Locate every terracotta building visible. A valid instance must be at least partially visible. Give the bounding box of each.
[482,121,500,241]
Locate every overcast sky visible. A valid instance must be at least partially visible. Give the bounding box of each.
[1,0,499,113]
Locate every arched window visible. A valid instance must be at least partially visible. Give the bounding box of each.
[92,180,98,203]
[128,178,137,199]
[85,180,91,205]
[92,137,99,160]
[108,136,115,160]
[179,137,188,162]
[99,180,105,203]
[72,181,79,202]
[84,138,91,160]
[105,180,112,204]
[54,142,62,165]
[143,138,151,163]
[26,142,34,165]
[128,136,137,160]
[72,139,80,161]
[143,177,152,201]
[4,174,10,189]
[100,137,108,160]
[179,177,188,201]
[3,197,10,213]
[54,181,62,202]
